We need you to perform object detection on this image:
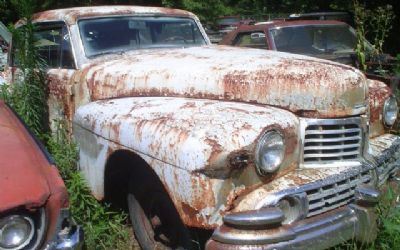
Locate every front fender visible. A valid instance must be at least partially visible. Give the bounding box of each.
[73,97,299,172]
[368,79,392,138]
[73,97,300,227]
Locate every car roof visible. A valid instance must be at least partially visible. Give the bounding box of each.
[24,5,195,25]
[246,19,349,31]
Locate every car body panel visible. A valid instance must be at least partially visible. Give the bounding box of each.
[0,100,51,212]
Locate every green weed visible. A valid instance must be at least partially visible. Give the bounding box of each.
[46,123,131,249]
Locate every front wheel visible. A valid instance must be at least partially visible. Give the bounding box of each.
[127,174,193,250]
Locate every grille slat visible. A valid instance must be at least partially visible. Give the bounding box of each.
[305,169,372,218]
[308,199,354,217]
[308,189,355,211]
[304,136,361,143]
[303,119,363,164]
[304,144,360,151]
[304,150,361,159]
[305,128,360,135]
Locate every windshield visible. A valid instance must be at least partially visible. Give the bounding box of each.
[78,16,206,57]
[270,24,372,56]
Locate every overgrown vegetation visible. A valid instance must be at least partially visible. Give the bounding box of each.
[353,0,395,73]
[46,124,130,249]
[374,184,400,249]
[0,0,130,249]
[0,0,47,137]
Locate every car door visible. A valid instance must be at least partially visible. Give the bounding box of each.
[9,22,77,132]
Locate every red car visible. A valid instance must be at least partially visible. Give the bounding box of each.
[0,100,83,250]
[220,20,398,87]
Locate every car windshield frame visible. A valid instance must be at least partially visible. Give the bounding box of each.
[269,23,373,56]
[78,15,207,58]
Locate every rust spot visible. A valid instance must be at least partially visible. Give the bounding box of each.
[30,6,196,26]
[204,138,223,166]
[227,149,251,169]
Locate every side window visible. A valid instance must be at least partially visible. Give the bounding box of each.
[233,32,268,49]
[159,22,204,44]
[34,25,75,69]
[12,23,75,69]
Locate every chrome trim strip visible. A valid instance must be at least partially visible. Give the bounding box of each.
[305,128,360,135]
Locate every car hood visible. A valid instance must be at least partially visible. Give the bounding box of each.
[0,101,50,212]
[80,45,368,118]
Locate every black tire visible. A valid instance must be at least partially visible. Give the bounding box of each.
[127,171,193,250]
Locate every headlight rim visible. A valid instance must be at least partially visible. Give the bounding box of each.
[255,130,285,175]
[0,215,35,250]
[383,95,399,127]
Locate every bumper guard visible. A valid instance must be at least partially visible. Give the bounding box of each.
[206,186,379,250]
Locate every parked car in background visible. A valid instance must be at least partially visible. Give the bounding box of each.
[216,15,255,33]
[206,16,255,44]
[0,100,83,249]
[288,12,354,26]
[220,19,398,88]
[2,6,400,250]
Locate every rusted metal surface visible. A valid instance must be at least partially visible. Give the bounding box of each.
[74,97,299,172]
[72,46,368,119]
[367,79,392,138]
[24,6,196,26]
[73,97,300,228]
[47,69,76,132]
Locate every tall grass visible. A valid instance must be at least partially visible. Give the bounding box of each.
[1,0,47,137]
[46,124,130,249]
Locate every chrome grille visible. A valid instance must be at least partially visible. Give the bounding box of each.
[303,118,363,164]
[306,169,371,217]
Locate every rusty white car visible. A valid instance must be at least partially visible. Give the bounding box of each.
[0,100,83,250]
[2,6,400,250]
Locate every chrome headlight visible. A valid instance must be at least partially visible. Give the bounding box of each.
[0,215,35,250]
[383,96,398,127]
[255,130,285,175]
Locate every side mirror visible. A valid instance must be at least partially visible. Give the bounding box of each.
[250,32,266,40]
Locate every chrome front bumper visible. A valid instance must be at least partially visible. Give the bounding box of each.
[206,186,379,250]
[45,209,84,250]
[206,134,400,250]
